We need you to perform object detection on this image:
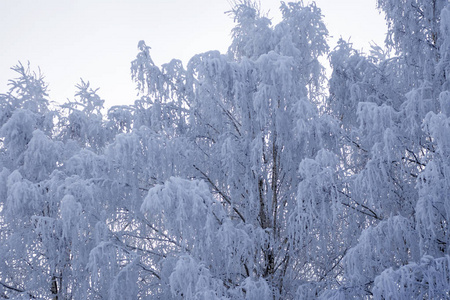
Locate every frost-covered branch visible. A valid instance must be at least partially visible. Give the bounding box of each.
[193,164,246,223]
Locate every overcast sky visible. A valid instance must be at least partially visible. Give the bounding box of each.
[0,0,387,107]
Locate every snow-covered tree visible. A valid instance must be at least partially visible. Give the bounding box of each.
[133,2,345,298]
[324,1,450,298]
[59,79,109,152]
[4,0,450,299]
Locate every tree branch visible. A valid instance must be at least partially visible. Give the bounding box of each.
[193,164,246,223]
[338,190,382,220]
[0,282,35,299]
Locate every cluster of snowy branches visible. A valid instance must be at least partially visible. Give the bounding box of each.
[1,0,450,298]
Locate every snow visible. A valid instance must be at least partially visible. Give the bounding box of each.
[2,1,450,298]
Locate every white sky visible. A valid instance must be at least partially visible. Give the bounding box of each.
[0,0,387,107]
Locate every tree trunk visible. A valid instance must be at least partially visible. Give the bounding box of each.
[51,276,58,300]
